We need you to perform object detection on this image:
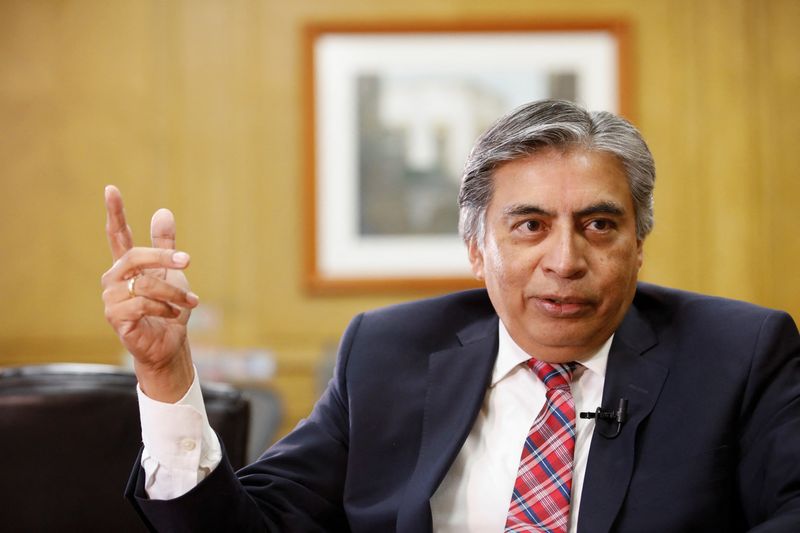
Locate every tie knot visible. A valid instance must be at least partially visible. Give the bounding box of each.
[528,360,577,390]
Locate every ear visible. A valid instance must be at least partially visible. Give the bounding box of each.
[636,239,644,270]
[467,238,485,280]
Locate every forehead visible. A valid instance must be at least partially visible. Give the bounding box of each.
[489,147,633,212]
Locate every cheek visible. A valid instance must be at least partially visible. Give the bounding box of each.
[484,241,527,285]
[493,267,536,307]
[600,245,641,285]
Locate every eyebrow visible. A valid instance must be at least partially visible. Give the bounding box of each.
[503,201,626,219]
[503,204,552,218]
[575,201,626,218]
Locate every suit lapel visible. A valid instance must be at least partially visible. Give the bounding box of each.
[577,302,668,533]
[396,315,499,533]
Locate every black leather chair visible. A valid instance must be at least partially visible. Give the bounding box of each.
[0,364,251,532]
[240,385,283,463]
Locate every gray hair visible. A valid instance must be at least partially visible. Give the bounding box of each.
[458,99,655,245]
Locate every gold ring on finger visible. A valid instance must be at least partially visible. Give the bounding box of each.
[127,275,141,298]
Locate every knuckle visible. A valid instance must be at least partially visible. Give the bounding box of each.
[121,248,136,264]
[134,299,148,319]
[137,275,153,291]
[111,257,126,274]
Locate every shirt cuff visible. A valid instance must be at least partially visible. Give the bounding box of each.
[137,367,223,499]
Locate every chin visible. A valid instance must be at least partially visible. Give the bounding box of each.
[533,319,595,341]
[525,342,589,363]
[528,326,607,355]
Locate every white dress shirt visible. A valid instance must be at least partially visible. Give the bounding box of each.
[430,321,610,533]
[139,323,610,532]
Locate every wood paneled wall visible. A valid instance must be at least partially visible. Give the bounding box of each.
[1,0,798,436]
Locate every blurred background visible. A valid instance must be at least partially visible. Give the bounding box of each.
[1,0,798,440]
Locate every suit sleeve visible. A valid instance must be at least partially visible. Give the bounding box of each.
[125,313,365,532]
[737,310,800,531]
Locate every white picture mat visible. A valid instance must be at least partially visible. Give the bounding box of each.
[315,31,619,279]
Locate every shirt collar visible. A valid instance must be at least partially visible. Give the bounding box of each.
[491,320,613,387]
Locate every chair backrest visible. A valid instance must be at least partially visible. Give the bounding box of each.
[0,363,250,532]
[240,385,283,462]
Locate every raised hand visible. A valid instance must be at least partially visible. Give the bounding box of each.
[101,185,199,402]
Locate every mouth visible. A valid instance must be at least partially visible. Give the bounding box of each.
[531,295,595,318]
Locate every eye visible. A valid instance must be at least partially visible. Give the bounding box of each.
[586,219,616,232]
[511,219,546,238]
[524,220,543,232]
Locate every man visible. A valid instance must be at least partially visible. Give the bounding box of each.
[102,100,800,532]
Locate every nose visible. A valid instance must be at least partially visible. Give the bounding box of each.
[540,226,588,279]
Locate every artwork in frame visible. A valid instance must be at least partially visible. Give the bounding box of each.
[304,21,631,292]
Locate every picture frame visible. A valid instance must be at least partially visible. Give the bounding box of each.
[303,21,631,293]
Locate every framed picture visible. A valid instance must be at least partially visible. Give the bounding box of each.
[304,21,631,292]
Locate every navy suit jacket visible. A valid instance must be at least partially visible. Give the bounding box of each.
[127,283,800,532]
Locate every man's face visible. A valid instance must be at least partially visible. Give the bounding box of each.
[468,147,643,363]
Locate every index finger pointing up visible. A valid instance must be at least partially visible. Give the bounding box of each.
[105,185,134,261]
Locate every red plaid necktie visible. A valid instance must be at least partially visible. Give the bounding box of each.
[505,360,577,533]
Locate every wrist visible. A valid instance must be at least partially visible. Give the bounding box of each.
[135,342,195,403]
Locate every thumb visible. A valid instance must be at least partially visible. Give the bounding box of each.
[150,208,177,280]
[151,208,177,250]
